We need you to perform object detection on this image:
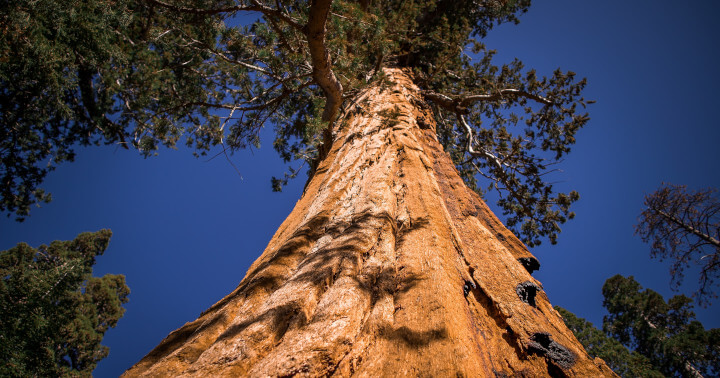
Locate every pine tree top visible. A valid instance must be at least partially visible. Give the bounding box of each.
[0,230,130,376]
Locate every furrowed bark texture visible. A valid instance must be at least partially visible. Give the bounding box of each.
[124,69,614,377]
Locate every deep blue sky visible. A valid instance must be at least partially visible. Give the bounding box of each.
[2,1,719,376]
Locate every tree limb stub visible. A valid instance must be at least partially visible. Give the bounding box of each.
[305,0,343,125]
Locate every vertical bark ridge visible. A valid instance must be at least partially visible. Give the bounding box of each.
[124,69,615,377]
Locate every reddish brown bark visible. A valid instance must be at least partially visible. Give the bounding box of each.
[124,69,615,377]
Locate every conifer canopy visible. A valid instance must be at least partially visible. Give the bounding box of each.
[1,0,591,246]
[0,230,130,376]
[558,274,720,376]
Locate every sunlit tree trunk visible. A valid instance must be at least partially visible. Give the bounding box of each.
[124,69,614,377]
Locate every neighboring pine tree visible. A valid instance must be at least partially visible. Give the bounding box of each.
[0,230,130,377]
[558,275,720,377]
[555,307,662,377]
[603,275,719,377]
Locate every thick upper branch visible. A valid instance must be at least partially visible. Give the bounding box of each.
[305,0,343,124]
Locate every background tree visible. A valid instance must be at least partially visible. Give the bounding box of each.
[0,230,130,377]
[2,0,590,247]
[558,275,720,377]
[603,275,720,377]
[555,306,662,377]
[636,184,720,305]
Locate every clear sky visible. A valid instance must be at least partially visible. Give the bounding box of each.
[1,1,719,376]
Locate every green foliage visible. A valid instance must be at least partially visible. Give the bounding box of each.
[425,46,590,247]
[1,0,228,219]
[560,275,719,377]
[602,275,719,377]
[1,0,131,219]
[3,0,590,246]
[636,184,720,305]
[555,306,662,377]
[0,230,129,376]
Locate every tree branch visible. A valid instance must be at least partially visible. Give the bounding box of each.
[143,0,303,31]
[423,88,552,113]
[656,209,720,249]
[144,0,262,15]
[167,79,313,115]
[305,0,343,124]
[457,113,504,170]
[461,89,552,107]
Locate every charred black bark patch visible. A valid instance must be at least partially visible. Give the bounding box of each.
[518,257,540,274]
[462,279,476,296]
[516,281,540,307]
[527,332,576,371]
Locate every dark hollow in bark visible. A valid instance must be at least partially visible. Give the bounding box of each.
[516,281,540,307]
[527,332,577,372]
[518,257,541,274]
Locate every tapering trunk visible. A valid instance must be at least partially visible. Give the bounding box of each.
[124,69,614,377]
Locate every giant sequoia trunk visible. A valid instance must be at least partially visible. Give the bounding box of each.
[124,69,614,377]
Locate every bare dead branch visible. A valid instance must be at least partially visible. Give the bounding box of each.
[655,209,720,249]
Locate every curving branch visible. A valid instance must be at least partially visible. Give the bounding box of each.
[165,79,313,114]
[305,0,343,124]
[457,113,529,216]
[457,113,504,170]
[177,33,281,80]
[145,0,342,127]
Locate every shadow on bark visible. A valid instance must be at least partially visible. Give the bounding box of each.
[378,324,448,347]
[135,209,442,370]
[214,301,307,344]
